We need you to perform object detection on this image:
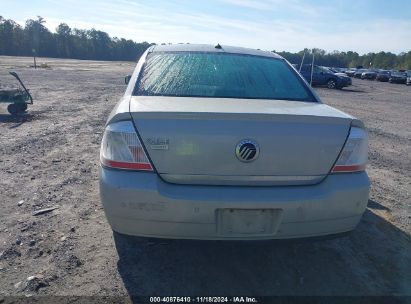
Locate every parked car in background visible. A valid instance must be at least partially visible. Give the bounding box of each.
[406,71,411,85]
[389,72,407,84]
[345,69,357,77]
[361,71,377,80]
[299,64,347,89]
[354,69,367,78]
[376,71,391,82]
[327,67,352,85]
[331,67,346,73]
[99,43,370,240]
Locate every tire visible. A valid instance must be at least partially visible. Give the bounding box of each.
[7,103,27,115]
[327,79,337,89]
[17,103,27,112]
[7,103,18,115]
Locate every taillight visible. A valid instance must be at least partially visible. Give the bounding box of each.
[100,120,153,171]
[332,127,368,173]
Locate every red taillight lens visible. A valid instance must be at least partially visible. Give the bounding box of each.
[100,121,153,171]
[332,127,368,173]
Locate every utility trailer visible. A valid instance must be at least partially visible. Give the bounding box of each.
[0,72,33,115]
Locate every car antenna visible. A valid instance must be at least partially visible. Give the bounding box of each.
[310,49,315,86]
[299,50,306,72]
[215,43,222,49]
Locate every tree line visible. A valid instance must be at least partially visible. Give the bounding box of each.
[1,16,410,69]
[277,48,411,70]
[0,16,152,61]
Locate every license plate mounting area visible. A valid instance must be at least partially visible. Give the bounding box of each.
[217,208,282,237]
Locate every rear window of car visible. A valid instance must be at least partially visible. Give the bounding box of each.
[134,52,316,102]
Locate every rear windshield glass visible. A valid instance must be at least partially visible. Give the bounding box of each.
[134,52,315,102]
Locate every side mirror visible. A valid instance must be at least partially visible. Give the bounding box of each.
[125,75,131,85]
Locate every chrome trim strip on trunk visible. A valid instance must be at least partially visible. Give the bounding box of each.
[160,174,325,186]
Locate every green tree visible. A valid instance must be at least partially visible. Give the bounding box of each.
[0,16,408,67]
[56,23,72,57]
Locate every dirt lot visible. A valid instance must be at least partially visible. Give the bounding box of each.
[0,56,410,300]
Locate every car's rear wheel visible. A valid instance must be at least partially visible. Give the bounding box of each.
[327,79,337,89]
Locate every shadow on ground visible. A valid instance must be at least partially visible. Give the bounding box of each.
[340,88,366,93]
[0,111,43,128]
[114,200,411,298]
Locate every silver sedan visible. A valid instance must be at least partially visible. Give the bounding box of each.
[99,44,369,240]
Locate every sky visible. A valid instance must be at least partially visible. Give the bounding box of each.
[2,0,411,54]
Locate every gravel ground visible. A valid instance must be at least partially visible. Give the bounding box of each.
[0,56,410,300]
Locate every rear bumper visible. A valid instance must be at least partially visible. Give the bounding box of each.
[390,78,406,83]
[334,79,345,88]
[340,77,352,86]
[99,167,370,240]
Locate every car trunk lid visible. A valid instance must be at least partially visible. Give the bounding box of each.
[130,96,352,186]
